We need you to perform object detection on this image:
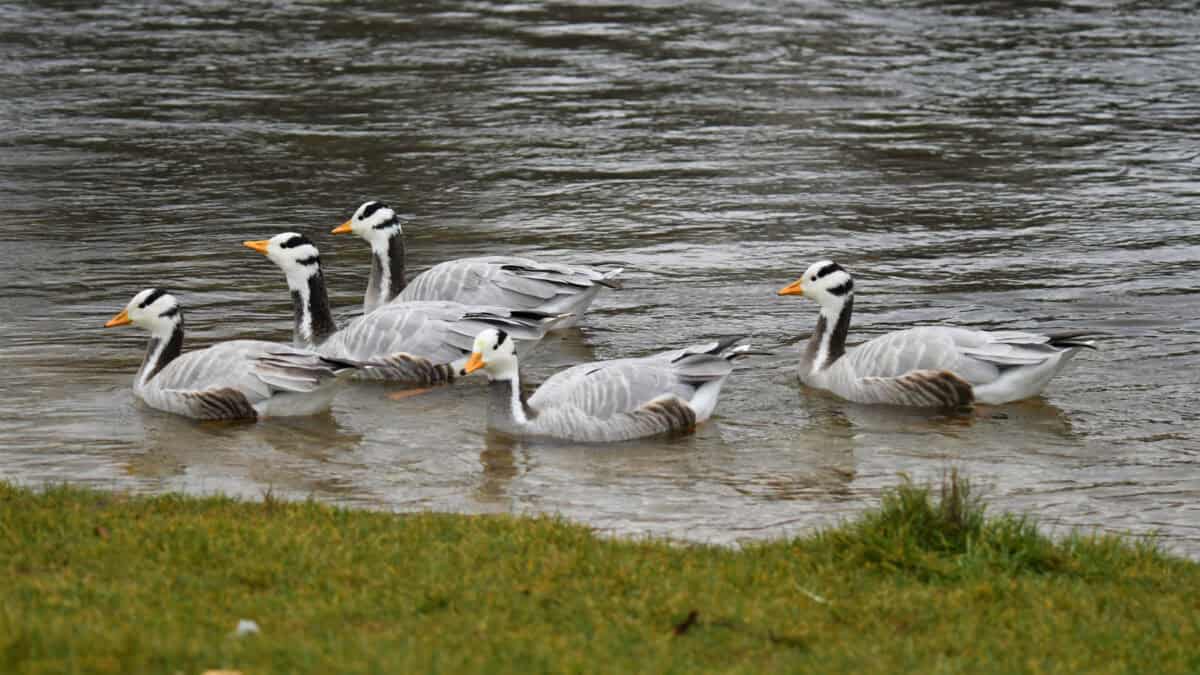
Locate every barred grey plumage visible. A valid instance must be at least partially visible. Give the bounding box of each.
[778,260,1095,407]
[465,329,748,442]
[245,233,561,388]
[105,289,362,420]
[334,201,622,324]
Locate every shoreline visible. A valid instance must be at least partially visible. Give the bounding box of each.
[2,477,1197,673]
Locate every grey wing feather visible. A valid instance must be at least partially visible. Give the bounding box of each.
[490,273,565,301]
[317,301,555,379]
[842,327,1051,383]
[826,326,1091,405]
[528,340,741,415]
[521,339,744,441]
[958,343,1057,366]
[842,328,971,379]
[140,341,357,419]
[531,361,692,419]
[319,302,476,363]
[398,256,621,317]
[479,256,618,288]
[251,367,322,392]
[527,363,697,441]
[253,351,359,392]
[146,341,277,400]
[524,361,606,408]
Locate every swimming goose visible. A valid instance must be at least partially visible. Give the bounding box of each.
[462,328,749,442]
[105,288,363,420]
[243,233,560,386]
[777,260,1095,407]
[332,200,622,323]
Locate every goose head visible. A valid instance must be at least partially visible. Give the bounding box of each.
[463,328,519,381]
[778,260,855,309]
[331,200,403,250]
[105,288,181,335]
[243,232,322,286]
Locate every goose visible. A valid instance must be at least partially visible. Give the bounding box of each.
[776,260,1095,407]
[242,233,560,386]
[331,200,622,324]
[461,328,749,442]
[104,288,364,420]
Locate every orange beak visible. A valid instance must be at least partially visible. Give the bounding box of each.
[331,220,353,235]
[104,308,131,328]
[777,279,805,296]
[463,352,486,374]
[242,240,270,255]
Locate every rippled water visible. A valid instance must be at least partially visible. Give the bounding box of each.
[1,1,1197,555]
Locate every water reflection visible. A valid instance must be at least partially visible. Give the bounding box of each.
[476,434,522,508]
[122,407,366,498]
[817,395,1077,441]
[0,0,1197,556]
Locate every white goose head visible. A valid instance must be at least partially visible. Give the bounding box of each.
[105,287,181,335]
[331,200,403,249]
[463,328,519,381]
[778,260,855,309]
[243,232,322,286]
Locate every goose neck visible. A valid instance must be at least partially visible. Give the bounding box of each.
[487,370,536,432]
[365,234,406,313]
[137,318,184,388]
[805,295,853,373]
[288,271,339,347]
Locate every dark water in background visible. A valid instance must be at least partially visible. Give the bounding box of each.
[1,1,1198,554]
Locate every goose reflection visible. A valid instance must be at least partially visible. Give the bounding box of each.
[474,431,526,507]
[800,386,1080,441]
[123,408,365,501]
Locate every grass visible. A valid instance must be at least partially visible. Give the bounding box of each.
[1,475,1197,674]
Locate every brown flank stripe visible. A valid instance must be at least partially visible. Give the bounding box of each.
[901,370,974,407]
[376,354,457,385]
[187,388,258,420]
[636,397,697,435]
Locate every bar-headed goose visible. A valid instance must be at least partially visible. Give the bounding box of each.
[332,200,622,324]
[462,328,749,442]
[777,260,1095,407]
[105,288,363,420]
[243,233,559,386]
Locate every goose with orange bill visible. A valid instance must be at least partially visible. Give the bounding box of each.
[776,260,1096,408]
[105,288,365,420]
[333,200,622,324]
[243,233,562,387]
[461,328,749,442]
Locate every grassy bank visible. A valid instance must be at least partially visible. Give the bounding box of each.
[1,478,1197,674]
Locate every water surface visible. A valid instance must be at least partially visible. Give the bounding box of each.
[1,1,1198,554]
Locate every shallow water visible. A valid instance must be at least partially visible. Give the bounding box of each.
[1,1,1198,555]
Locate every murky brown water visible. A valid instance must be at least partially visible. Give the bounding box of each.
[1,1,1198,555]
